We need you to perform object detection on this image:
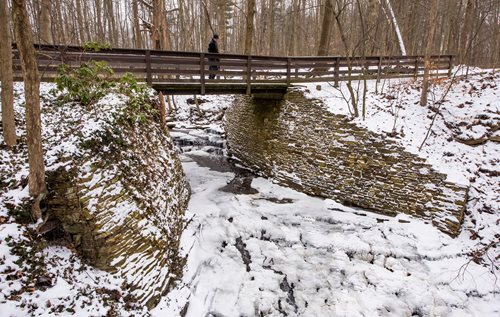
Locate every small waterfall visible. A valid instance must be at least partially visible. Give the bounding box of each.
[170,127,226,155]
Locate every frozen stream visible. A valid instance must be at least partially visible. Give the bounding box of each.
[153,128,499,317]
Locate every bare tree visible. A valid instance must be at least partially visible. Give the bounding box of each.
[104,0,118,45]
[317,0,334,56]
[95,0,104,42]
[2,0,498,67]
[244,0,256,55]
[39,0,53,43]
[287,0,300,56]
[459,0,474,64]
[333,0,359,117]
[367,0,380,54]
[132,0,143,48]
[151,0,171,50]
[267,0,275,55]
[420,0,440,107]
[75,0,86,43]
[381,0,406,55]
[0,0,16,147]
[12,0,47,217]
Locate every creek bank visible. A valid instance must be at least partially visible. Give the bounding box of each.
[38,94,190,309]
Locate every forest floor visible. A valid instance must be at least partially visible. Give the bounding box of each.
[0,68,499,316]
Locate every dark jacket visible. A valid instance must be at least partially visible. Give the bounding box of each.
[208,38,219,54]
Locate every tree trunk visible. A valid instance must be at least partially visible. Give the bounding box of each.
[287,0,299,56]
[420,0,440,107]
[257,0,267,55]
[152,0,170,50]
[158,92,167,129]
[82,0,91,42]
[317,0,334,56]
[106,0,118,45]
[152,0,161,49]
[267,0,275,55]
[177,0,186,50]
[95,0,104,42]
[39,0,53,43]
[52,0,62,42]
[459,0,473,64]
[0,0,16,147]
[217,0,228,52]
[75,0,85,43]
[333,0,359,117]
[333,0,350,55]
[12,0,47,201]
[133,0,143,48]
[244,0,256,55]
[493,2,500,67]
[367,0,379,54]
[383,0,406,55]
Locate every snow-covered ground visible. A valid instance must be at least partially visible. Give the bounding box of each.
[0,84,147,316]
[302,67,499,256]
[154,150,498,316]
[1,68,499,316]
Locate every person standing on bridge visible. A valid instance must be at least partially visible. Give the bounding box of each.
[208,34,220,79]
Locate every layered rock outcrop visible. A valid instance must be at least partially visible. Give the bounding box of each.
[43,97,190,308]
[225,90,467,236]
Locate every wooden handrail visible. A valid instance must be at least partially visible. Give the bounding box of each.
[11,43,455,95]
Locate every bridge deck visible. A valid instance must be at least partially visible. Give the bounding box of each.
[153,82,289,95]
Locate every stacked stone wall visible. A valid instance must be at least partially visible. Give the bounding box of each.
[224,90,467,236]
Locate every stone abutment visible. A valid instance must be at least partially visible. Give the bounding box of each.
[224,90,467,236]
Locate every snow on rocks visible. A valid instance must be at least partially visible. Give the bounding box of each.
[302,69,499,248]
[1,82,189,314]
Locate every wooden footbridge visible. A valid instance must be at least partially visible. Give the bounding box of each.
[12,44,454,96]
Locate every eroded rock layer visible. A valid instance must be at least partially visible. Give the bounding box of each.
[44,98,190,308]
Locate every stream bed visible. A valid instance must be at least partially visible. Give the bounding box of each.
[153,127,499,317]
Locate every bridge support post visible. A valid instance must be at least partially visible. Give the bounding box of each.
[376,56,383,83]
[286,58,291,85]
[334,57,340,87]
[414,58,419,79]
[145,50,152,86]
[246,56,252,95]
[448,55,454,77]
[200,53,206,95]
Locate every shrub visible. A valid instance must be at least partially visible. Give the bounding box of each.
[53,63,157,125]
[55,61,114,107]
[82,42,112,52]
[118,72,157,125]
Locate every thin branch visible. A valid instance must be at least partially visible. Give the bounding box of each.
[138,0,153,10]
[418,68,461,151]
[200,0,215,35]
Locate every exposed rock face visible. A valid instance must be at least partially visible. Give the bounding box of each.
[224,90,467,236]
[43,97,190,308]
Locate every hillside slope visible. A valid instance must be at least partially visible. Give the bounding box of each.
[0,84,190,314]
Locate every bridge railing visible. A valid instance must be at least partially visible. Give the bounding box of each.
[12,44,454,93]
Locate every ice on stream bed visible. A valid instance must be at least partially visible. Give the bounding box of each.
[151,148,498,317]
